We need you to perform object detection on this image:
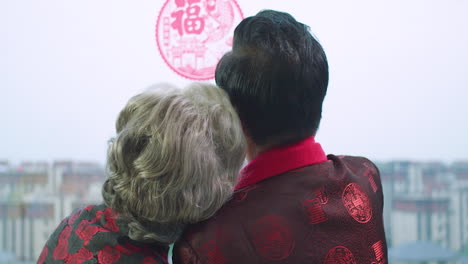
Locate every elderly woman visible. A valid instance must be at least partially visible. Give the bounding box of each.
[37,83,246,264]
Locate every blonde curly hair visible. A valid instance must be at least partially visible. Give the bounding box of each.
[102,83,246,244]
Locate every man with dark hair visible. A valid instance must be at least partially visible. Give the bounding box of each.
[173,10,387,263]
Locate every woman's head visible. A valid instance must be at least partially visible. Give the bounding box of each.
[102,83,246,244]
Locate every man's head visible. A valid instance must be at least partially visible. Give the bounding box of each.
[216,10,328,147]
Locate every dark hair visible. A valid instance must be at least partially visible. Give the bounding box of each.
[215,10,329,146]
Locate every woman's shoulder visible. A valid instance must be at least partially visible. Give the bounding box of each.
[38,204,169,263]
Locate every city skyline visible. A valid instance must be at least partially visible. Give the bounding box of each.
[1,158,467,262]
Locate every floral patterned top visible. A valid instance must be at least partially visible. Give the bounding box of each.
[38,204,168,264]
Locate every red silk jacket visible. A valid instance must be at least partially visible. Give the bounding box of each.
[38,204,168,264]
[173,137,388,264]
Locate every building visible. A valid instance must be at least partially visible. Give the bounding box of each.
[0,161,105,262]
[378,160,468,254]
[1,159,467,261]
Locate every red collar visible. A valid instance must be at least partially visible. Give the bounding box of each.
[235,137,328,190]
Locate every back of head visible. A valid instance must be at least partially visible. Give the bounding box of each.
[102,83,246,244]
[215,10,329,146]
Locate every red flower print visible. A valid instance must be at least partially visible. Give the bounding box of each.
[114,244,130,255]
[84,205,95,211]
[98,245,121,264]
[126,243,142,253]
[93,210,104,223]
[58,225,73,242]
[53,224,72,260]
[104,220,119,233]
[65,247,94,264]
[37,246,48,263]
[53,240,69,260]
[97,226,111,233]
[115,243,142,255]
[103,207,119,232]
[142,256,159,264]
[68,210,82,225]
[76,220,99,245]
[104,207,119,217]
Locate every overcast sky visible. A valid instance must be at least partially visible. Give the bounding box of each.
[1,0,467,164]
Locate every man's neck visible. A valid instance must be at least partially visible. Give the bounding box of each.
[245,137,272,161]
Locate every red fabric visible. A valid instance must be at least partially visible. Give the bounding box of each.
[53,225,72,260]
[76,219,99,245]
[236,137,327,189]
[38,204,168,264]
[173,142,388,263]
[66,247,93,264]
[103,207,120,232]
[98,245,122,264]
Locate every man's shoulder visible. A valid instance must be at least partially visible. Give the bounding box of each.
[329,154,376,166]
[173,155,387,264]
[328,154,380,175]
[180,154,381,227]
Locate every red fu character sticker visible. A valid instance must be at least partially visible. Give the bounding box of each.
[156,0,244,80]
